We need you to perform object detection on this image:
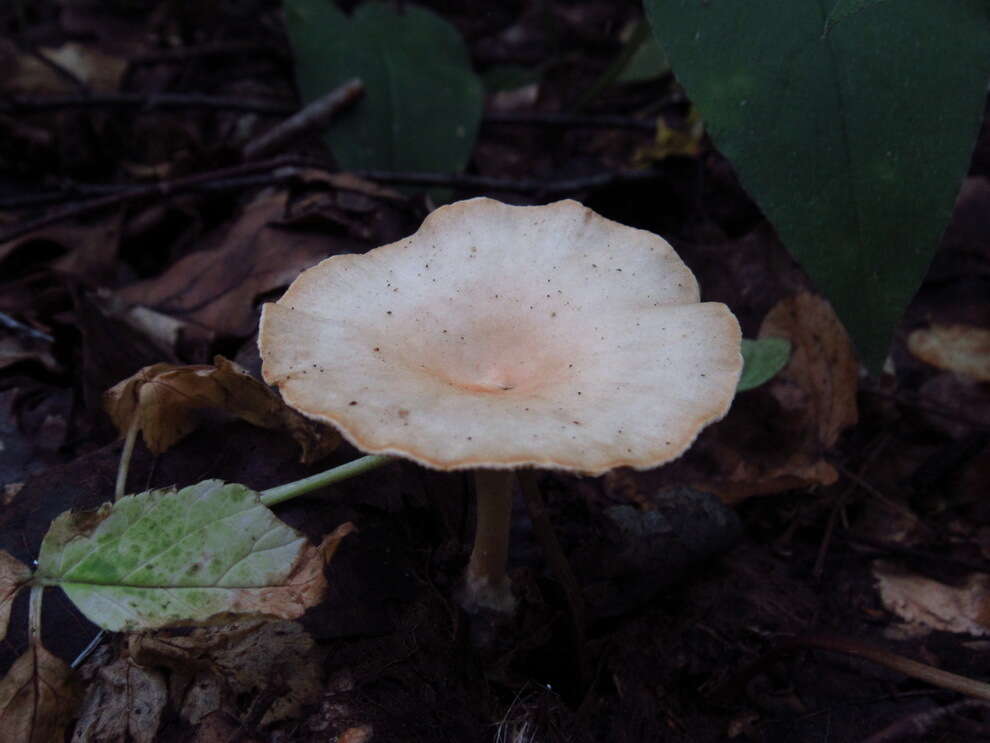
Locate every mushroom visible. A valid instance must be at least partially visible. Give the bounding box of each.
[259,197,741,612]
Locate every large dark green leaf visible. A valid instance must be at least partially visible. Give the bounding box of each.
[644,0,990,371]
[285,0,483,175]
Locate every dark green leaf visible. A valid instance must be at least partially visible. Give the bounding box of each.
[644,0,990,371]
[738,338,791,392]
[286,0,483,175]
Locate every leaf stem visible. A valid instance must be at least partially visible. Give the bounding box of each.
[115,415,140,501]
[28,585,43,647]
[259,454,393,506]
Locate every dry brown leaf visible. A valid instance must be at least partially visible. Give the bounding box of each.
[873,560,990,638]
[907,323,990,382]
[0,40,126,95]
[131,620,325,726]
[0,644,82,743]
[117,189,338,338]
[684,292,859,502]
[0,551,32,642]
[72,657,167,743]
[103,356,340,462]
[760,292,859,448]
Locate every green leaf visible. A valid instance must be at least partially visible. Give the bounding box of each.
[285,0,483,174]
[617,34,669,83]
[826,0,891,30]
[34,481,348,632]
[738,338,791,392]
[644,0,990,372]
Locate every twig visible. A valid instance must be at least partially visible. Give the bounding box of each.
[483,111,657,131]
[0,310,54,342]
[1,93,296,116]
[130,42,290,65]
[863,699,990,743]
[243,79,364,160]
[0,154,333,245]
[353,168,661,194]
[724,634,990,704]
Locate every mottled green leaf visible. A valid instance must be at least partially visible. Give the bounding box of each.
[644,0,990,371]
[738,337,791,392]
[286,0,483,175]
[34,481,348,632]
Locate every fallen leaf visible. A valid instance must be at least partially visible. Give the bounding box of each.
[873,560,990,638]
[0,644,82,743]
[133,620,325,726]
[632,107,704,165]
[0,551,32,642]
[103,356,341,463]
[760,292,859,448]
[907,324,990,382]
[72,657,167,743]
[0,40,126,95]
[117,189,339,338]
[33,479,355,632]
[680,292,859,501]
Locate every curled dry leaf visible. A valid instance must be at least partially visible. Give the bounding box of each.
[103,355,340,463]
[33,480,355,632]
[0,643,82,743]
[907,323,990,382]
[0,550,32,642]
[685,292,858,502]
[72,657,167,743]
[873,560,990,638]
[0,40,126,95]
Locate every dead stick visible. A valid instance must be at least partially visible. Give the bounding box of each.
[723,634,990,703]
[243,79,364,160]
[1,92,296,116]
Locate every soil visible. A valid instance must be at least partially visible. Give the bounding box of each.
[1,2,989,741]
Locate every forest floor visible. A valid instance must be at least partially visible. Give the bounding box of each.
[2,2,990,741]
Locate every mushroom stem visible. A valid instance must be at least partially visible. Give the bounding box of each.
[464,469,517,613]
[260,454,393,506]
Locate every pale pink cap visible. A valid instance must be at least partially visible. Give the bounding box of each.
[259,198,741,474]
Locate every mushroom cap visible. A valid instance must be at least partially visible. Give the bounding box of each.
[259,198,741,475]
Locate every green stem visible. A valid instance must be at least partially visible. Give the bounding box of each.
[259,454,393,506]
[571,20,651,111]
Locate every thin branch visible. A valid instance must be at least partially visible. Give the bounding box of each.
[1,92,296,116]
[483,111,657,131]
[0,311,54,342]
[723,634,990,704]
[353,168,662,194]
[130,42,290,65]
[0,154,333,245]
[243,79,364,160]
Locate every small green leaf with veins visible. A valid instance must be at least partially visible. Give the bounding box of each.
[33,481,350,632]
[738,338,791,392]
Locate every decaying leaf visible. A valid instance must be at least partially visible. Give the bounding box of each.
[0,643,82,743]
[132,620,325,726]
[907,323,990,382]
[0,551,32,642]
[34,480,355,632]
[0,40,126,95]
[116,189,337,338]
[104,355,340,463]
[72,657,167,743]
[760,293,859,447]
[684,292,858,502]
[632,106,704,165]
[874,560,990,638]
